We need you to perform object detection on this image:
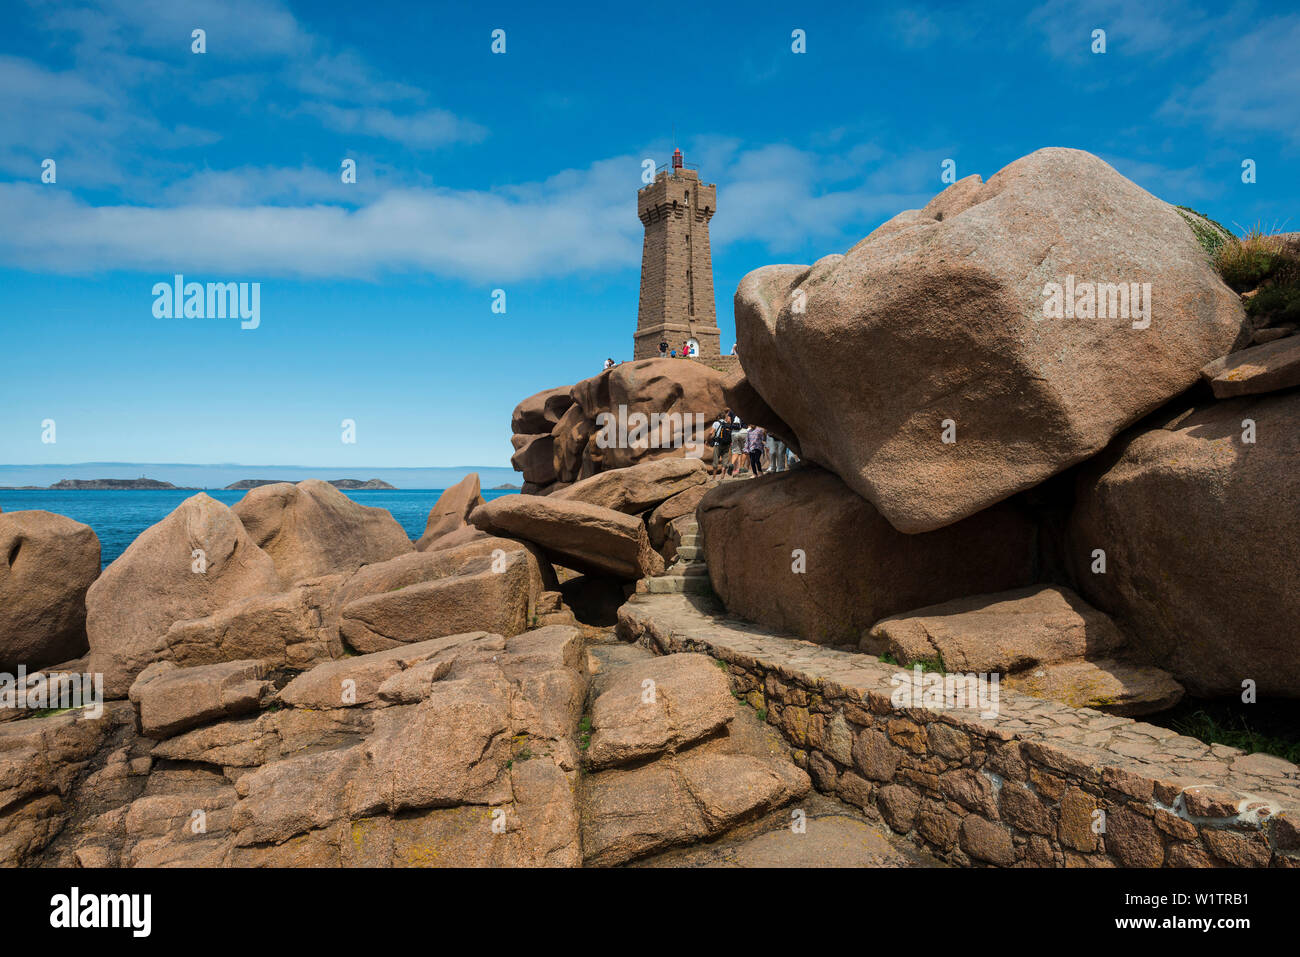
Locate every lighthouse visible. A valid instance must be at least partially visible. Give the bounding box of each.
[633,150,720,359]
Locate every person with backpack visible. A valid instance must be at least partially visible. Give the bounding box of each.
[707,409,736,477]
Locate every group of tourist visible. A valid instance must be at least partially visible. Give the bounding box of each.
[705,407,794,478]
[657,339,699,359]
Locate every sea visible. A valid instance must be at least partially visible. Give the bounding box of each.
[0,488,518,567]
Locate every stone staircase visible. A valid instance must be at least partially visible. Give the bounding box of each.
[638,514,712,596]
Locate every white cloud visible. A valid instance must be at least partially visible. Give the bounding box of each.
[5,0,485,189]
[301,103,487,150]
[0,140,941,280]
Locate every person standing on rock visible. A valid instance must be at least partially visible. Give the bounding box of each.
[659,338,669,359]
[745,426,768,478]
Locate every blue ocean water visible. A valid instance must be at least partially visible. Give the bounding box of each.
[0,488,518,567]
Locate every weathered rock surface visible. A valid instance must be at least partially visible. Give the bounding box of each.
[277,632,495,710]
[1069,392,1300,696]
[128,659,272,738]
[470,495,663,580]
[1004,659,1184,717]
[586,653,734,769]
[734,148,1245,533]
[865,585,1126,673]
[161,575,344,671]
[233,479,411,586]
[511,432,558,486]
[699,466,1035,644]
[551,456,708,514]
[0,510,100,672]
[550,404,594,485]
[151,706,373,768]
[511,385,574,435]
[722,370,801,456]
[0,705,130,866]
[539,359,724,485]
[335,537,554,653]
[414,473,486,550]
[580,716,810,867]
[86,493,281,697]
[1200,334,1300,398]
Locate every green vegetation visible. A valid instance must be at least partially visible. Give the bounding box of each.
[1161,700,1300,765]
[26,707,74,719]
[1176,205,1234,258]
[1200,221,1300,327]
[878,652,945,674]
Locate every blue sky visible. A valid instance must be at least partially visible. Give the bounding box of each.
[2,0,1296,470]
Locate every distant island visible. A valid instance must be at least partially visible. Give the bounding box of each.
[47,478,192,490]
[224,478,397,490]
[490,483,521,490]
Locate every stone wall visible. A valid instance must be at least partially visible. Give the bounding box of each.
[618,594,1300,868]
[688,355,740,377]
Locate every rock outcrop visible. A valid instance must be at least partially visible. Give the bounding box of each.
[414,473,486,550]
[1003,659,1185,717]
[335,537,555,653]
[160,575,344,671]
[734,148,1245,533]
[864,585,1126,673]
[0,511,101,672]
[1069,393,1300,696]
[699,467,1036,644]
[86,493,282,697]
[511,385,574,435]
[864,585,1182,716]
[469,495,663,580]
[128,659,272,738]
[550,457,708,514]
[233,479,412,586]
[1200,335,1300,398]
[510,359,725,492]
[585,653,734,769]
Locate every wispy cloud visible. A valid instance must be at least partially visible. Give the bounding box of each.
[0,138,940,279]
[1159,14,1300,142]
[2,0,486,192]
[301,103,487,150]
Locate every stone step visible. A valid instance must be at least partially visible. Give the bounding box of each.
[670,561,709,577]
[674,544,704,561]
[643,576,714,595]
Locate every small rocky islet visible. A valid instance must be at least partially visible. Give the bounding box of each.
[2,148,1299,869]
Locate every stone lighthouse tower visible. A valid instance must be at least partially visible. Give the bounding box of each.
[634,148,720,359]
